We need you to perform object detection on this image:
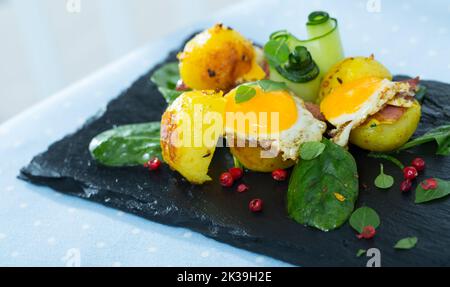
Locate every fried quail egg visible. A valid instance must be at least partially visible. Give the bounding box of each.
[320,77,415,146]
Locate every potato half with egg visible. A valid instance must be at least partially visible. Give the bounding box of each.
[320,77,421,151]
[161,90,225,184]
[178,24,266,91]
[224,84,326,172]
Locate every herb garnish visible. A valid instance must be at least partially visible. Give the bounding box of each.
[299,141,326,160]
[356,249,366,257]
[415,85,427,103]
[394,237,418,250]
[235,85,257,104]
[257,79,289,92]
[150,62,184,104]
[374,164,394,189]
[398,124,450,156]
[415,178,450,204]
[349,207,380,234]
[368,152,405,170]
[89,122,161,167]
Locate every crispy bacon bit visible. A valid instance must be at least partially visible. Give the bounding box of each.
[372,105,406,122]
[304,102,326,121]
[176,79,189,91]
[400,76,420,91]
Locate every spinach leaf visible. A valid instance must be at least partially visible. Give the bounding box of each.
[415,178,450,204]
[89,122,161,167]
[299,141,326,160]
[235,85,257,104]
[287,138,359,231]
[349,207,380,233]
[374,164,394,189]
[398,124,450,156]
[150,62,184,104]
[394,237,418,250]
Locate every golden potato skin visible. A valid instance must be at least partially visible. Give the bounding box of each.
[161,90,225,184]
[318,56,392,103]
[349,101,421,152]
[178,24,258,91]
[230,146,295,173]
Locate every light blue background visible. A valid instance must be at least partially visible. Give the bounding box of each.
[1,0,449,266]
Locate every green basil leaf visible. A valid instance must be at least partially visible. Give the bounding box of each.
[257,80,289,92]
[398,124,450,156]
[349,207,380,233]
[394,237,418,250]
[299,141,326,160]
[263,40,290,66]
[89,122,161,167]
[235,85,257,104]
[415,178,450,204]
[356,249,366,257]
[151,62,185,104]
[150,62,180,89]
[374,164,394,189]
[287,139,359,231]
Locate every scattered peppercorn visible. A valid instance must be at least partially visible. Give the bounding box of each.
[219,172,234,187]
[228,167,244,180]
[357,225,376,239]
[411,157,426,172]
[249,199,263,212]
[144,158,161,171]
[237,183,249,193]
[272,169,288,181]
[421,178,438,190]
[400,179,412,193]
[403,166,418,180]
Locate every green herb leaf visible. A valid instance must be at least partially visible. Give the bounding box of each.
[374,164,394,189]
[299,141,326,160]
[398,124,450,156]
[415,85,427,103]
[257,80,289,92]
[287,139,359,231]
[349,207,380,233]
[151,62,184,104]
[415,178,450,204]
[394,237,418,250]
[356,249,366,257]
[263,40,290,66]
[89,122,161,167]
[235,85,257,104]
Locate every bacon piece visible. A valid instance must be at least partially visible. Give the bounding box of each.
[400,77,420,91]
[304,102,326,121]
[176,79,189,91]
[371,105,406,123]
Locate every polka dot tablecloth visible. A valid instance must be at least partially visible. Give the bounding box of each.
[1,0,449,267]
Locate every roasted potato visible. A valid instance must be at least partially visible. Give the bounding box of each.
[178,24,265,91]
[160,90,225,184]
[230,145,295,173]
[318,56,392,103]
[350,100,421,152]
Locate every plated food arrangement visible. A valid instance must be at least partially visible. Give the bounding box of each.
[84,11,449,248]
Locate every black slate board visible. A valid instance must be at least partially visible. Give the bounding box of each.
[20,43,450,266]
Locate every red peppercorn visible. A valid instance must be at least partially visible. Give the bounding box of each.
[357,226,376,239]
[411,157,426,172]
[400,179,412,193]
[145,158,161,171]
[272,169,288,181]
[403,166,418,180]
[237,183,249,193]
[249,199,263,212]
[219,172,234,187]
[421,178,438,190]
[228,167,244,180]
